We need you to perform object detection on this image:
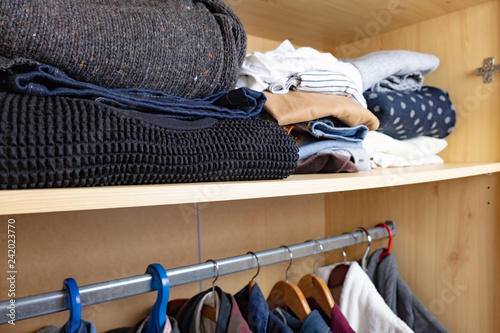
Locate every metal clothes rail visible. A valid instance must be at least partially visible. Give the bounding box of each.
[0,222,395,324]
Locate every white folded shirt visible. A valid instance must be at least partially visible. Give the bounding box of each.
[237,40,364,102]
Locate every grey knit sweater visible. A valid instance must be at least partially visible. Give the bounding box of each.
[0,0,246,98]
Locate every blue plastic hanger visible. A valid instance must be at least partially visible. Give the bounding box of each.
[63,278,82,333]
[144,263,170,333]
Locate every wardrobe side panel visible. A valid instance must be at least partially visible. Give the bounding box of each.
[0,205,200,333]
[196,194,326,296]
[227,0,492,51]
[497,175,500,330]
[325,174,499,333]
[333,1,500,163]
[246,35,290,53]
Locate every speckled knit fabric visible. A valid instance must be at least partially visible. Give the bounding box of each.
[0,0,246,99]
[0,92,298,189]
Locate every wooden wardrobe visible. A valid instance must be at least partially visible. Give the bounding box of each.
[1,1,499,332]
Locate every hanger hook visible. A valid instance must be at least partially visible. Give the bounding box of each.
[63,278,81,333]
[376,222,393,262]
[144,263,170,333]
[280,245,293,281]
[247,251,260,282]
[356,227,372,271]
[339,231,353,265]
[306,240,324,275]
[340,247,347,264]
[206,259,219,292]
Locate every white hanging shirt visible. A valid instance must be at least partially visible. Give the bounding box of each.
[318,262,415,333]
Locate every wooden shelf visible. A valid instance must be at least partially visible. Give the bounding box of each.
[2,162,500,215]
[226,0,491,49]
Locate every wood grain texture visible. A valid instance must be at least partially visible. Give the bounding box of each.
[226,0,492,50]
[1,163,499,215]
[0,2,498,333]
[325,174,499,332]
[196,195,326,298]
[0,205,200,332]
[333,1,500,163]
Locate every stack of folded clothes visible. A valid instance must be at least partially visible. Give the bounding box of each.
[343,50,456,168]
[238,40,378,174]
[0,0,299,189]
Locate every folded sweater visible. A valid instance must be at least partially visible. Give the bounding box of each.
[343,50,439,92]
[0,92,298,189]
[0,0,246,98]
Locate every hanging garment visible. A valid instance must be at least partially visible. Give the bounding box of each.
[268,71,367,108]
[263,91,379,130]
[366,249,448,333]
[273,308,331,333]
[36,320,97,333]
[176,286,231,333]
[105,316,180,333]
[306,298,356,333]
[234,283,294,333]
[0,0,246,99]
[0,91,298,189]
[237,40,363,99]
[225,294,252,333]
[294,153,358,174]
[330,305,356,333]
[342,50,439,92]
[0,63,265,120]
[167,299,190,320]
[317,262,414,333]
[364,87,456,140]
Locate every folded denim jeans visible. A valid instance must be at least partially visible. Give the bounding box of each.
[298,135,363,160]
[296,118,368,142]
[1,63,265,120]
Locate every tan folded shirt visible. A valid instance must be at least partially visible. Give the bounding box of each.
[263,91,380,130]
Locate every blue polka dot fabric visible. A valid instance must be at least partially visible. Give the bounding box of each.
[364,86,456,140]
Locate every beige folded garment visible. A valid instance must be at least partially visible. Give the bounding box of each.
[263,91,379,130]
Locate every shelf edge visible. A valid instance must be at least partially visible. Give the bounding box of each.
[2,162,500,215]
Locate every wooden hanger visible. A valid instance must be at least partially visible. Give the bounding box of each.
[267,246,311,322]
[297,241,334,317]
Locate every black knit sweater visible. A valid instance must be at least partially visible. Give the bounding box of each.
[0,92,298,189]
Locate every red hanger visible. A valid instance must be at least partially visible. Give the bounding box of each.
[376,223,393,262]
